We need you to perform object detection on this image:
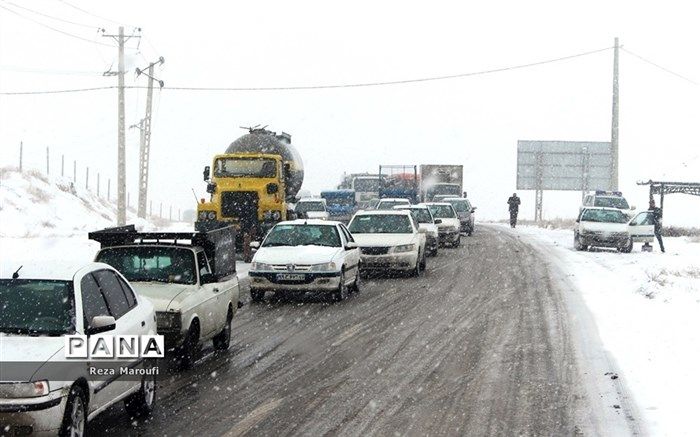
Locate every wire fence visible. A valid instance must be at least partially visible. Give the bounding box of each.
[11,141,184,222]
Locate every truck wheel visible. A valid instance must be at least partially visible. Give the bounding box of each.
[177,323,200,370]
[59,386,86,437]
[124,360,157,417]
[213,308,233,351]
[250,290,265,303]
[332,271,348,302]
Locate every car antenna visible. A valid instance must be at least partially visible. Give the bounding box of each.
[12,265,23,279]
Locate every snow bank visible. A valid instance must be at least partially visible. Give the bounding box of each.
[507,224,700,436]
[0,167,178,237]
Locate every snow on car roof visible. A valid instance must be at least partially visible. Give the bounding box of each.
[0,261,108,281]
[282,219,341,225]
[378,198,410,202]
[353,209,411,216]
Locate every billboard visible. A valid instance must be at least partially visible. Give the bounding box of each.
[516,140,613,191]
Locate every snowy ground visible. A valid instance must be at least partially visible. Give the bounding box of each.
[503,223,700,436]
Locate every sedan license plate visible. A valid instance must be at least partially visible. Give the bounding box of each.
[276,273,306,281]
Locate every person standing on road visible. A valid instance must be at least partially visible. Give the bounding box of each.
[649,199,665,253]
[507,193,521,228]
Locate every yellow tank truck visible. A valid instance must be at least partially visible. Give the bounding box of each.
[196,128,304,242]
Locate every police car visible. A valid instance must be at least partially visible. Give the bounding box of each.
[581,191,635,219]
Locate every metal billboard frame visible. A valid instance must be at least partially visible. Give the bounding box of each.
[517,140,613,220]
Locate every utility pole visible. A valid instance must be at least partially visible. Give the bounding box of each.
[134,57,164,219]
[610,37,620,191]
[103,26,140,226]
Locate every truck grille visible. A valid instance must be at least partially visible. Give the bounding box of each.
[221,191,258,220]
[360,246,390,255]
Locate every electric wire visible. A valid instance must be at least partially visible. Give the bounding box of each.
[0,3,113,47]
[55,0,133,27]
[621,48,698,86]
[0,0,98,29]
[0,45,612,95]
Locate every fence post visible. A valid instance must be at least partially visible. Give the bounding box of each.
[107,179,111,201]
[169,205,172,221]
[46,146,49,175]
[19,141,23,172]
[127,192,130,208]
[73,161,76,183]
[61,155,65,177]
[85,167,89,190]
[159,202,162,218]
[97,173,100,197]
[149,201,152,216]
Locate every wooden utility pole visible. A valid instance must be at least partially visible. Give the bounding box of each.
[611,37,620,191]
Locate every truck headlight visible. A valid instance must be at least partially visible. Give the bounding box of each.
[156,311,182,330]
[310,262,337,272]
[392,244,415,253]
[251,262,273,271]
[199,211,216,220]
[263,211,282,221]
[0,381,50,398]
[198,211,207,220]
[207,211,216,220]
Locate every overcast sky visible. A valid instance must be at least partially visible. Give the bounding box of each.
[1,0,698,225]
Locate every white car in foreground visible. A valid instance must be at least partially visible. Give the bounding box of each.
[249,220,361,302]
[0,263,157,436]
[423,202,461,247]
[295,198,330,220]
[348,210,427,276]
[574,207,633,252]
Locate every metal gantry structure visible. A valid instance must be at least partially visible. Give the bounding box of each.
[637,180,700,211]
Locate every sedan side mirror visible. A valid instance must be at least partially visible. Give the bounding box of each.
[631,205,637,210]
[471,207,477,212]
[87,315,116,336]
[434,219,442,224]
[345,242,358,250]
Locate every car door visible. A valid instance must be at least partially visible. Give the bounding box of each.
[628,211,655,241]
[338,224,360,279]
[92,269,143,407]
[196,250,221,339]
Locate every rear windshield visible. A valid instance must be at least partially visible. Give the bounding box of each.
[296,201,325,213]
[0,279,75,336]
[594,197,629,209]
[96,246,197,285]
[447,199,471,212]
[377,200,409,210]
[349,214,413,234]
[397,208,433,224]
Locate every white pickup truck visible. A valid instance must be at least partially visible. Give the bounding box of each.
[90,225,241,368]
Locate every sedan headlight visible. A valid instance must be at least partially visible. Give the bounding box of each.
[251,262,273,271]
[392,244,416,253]
[156,311,182,330]
[309,262,337,272]
[0,381,50,398]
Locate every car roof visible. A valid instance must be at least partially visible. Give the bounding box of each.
[279,219,341,226]
[0,262,114,281]
[297,198,325,202]
[581,206,625,212]
[442,197,468,201]
[378,198,410,202]
[393,205,428,210]
[423,202,453,206]
[353,209,411,216]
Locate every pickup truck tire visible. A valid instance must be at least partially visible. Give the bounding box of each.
[213,308,233,351]
[124,360,157,417]
[178,322,200,370]
[250,290,265,303]
[332,271,348,302]
[59,386,86,437]
[350,269,361,294]
[410,254,422,277]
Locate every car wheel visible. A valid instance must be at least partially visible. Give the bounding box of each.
[467,225,473,236]
[59,386,86,437]
[213,307,233,351]
[350,267,361,293]
[419,251,427,271]
[177,322,200,370]
[250,289,265,303]
[124,360,157,417]
[574,233,585,251]
[453,235,461,247]
[332,271,349,302]
[620,238,633,253]
[411,254,422,277]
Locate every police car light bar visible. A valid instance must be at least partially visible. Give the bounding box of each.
[595,190,623,196]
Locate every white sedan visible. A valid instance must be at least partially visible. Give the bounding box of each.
[0,263,158,436]
[423,202,462,247]
[347,210,427,276]
[249,220,361,302]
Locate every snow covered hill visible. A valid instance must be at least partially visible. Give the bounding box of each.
[0,167,178,238]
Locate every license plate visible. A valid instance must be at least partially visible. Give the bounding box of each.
[276,273,306,281]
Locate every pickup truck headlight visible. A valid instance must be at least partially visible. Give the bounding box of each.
[198,211,216,220]
[309,262,337,272]
[392,244,416,253]
[251,262,273,271]
[263,211,282,221]
[0,380,49,398]
[156,311,182,330]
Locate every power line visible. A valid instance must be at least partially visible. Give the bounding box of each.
[0,0,98,29]
[55,0,132,27]
[0,3,113,47]
[621,48,698,86]
[0,45,612,95]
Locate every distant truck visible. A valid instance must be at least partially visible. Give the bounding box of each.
[378,165,420,204]
[320,189,357,223]
[196,127,304,242]
[419,164,464,202]
[339,173,383,208]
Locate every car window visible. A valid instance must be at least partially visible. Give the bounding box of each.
[630,212,654,226]
[81,273,110,329]
[594,196,629,209]
[93,270,130,319]
[0,279,75,336]
[581,209,628,223]
[427,204,457,218]
[197,251,211,276]
[96,246,197,285]
[115,275,137,309]
[339,224,355,243]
